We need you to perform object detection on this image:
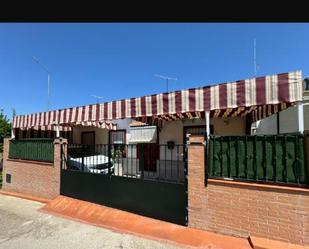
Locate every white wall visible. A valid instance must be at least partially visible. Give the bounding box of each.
[72,116,247,146]
[211,116,246,136]
[72,126,109,144]
[254,114,278,135]
[279,106,298,134]
[253,104,309,135]
[159,116,246,145]
[158,117,246,160]
[112,116,246,146]
[113,119,132,143]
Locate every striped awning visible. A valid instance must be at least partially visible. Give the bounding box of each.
[13,70,303,129]
[19,125,72,131]
[72,121,117,130]
[16,121,116,131]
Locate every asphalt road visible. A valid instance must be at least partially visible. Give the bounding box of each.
[0,194,182,249]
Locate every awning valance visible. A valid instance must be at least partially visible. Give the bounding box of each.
[13,70,303,129]
[72,121,116,130]
[18,125,72,131]
[15,121,116,131]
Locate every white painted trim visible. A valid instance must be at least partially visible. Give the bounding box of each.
[205,111,210,138]
[11,127,15,139]
[297,101,304,133]
[56,125,60,138]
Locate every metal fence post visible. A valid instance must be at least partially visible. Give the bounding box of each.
[295,134,300,184]
[60,143,63,170]
[204,133,208,186]
[140,143,145,179]
[81,145,85,172]
[108,143,111,175]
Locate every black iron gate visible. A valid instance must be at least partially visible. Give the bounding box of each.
[60,143,188,226]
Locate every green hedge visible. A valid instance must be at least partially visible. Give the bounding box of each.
[9,139,54,162]
[208,134,307,185]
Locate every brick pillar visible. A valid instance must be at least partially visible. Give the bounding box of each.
[3,138,10,161]
[53,138,67,170]
[53,138,67,195]
[187,134,205,228]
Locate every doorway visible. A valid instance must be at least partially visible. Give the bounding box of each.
[81,131,95,145]
[81,131,95,155]
[136,143,159,171]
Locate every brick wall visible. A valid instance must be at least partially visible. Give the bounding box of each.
[188,134,309,246]
[1,138,66,200]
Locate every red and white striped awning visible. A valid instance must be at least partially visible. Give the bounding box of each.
[13,70,303,129]
[72,121,117,130]
[19,125,72,131]
[16,121,116,131]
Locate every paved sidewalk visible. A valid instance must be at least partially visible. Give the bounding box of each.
[41,195,252,249]
[0,194,182,249]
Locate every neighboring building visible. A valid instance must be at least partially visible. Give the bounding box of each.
[252,78,309,134]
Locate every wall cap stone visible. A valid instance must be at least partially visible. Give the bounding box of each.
[7,158,54,166]
[208,178,309,194]
[188,134,205,145]
[53,138,68,145]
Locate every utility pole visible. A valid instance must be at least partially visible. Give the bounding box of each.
[154,74,178,92]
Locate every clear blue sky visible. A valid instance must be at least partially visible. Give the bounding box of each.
[1,23,308,120]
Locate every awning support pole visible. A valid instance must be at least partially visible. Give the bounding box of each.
[56,125,60,138]
[11,127,15,139]
[297,101,304,134]
[205,111,210,139]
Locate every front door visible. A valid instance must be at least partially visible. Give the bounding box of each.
[81,131,95,145]
[136,143,159,171]
[81,132,95,155]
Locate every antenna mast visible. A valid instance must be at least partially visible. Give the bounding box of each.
[154,74,178,92]
[91,95,103,104]
[254,39,257,77]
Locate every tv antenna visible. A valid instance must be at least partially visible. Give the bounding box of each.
[254,39,257,76]
[154,74,178,92]
[91,95,103,104]
[32,56,51,111]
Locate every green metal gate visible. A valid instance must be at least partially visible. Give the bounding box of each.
[60,143,188,226]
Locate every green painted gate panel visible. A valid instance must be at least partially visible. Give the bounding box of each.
[60,170,187,225]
